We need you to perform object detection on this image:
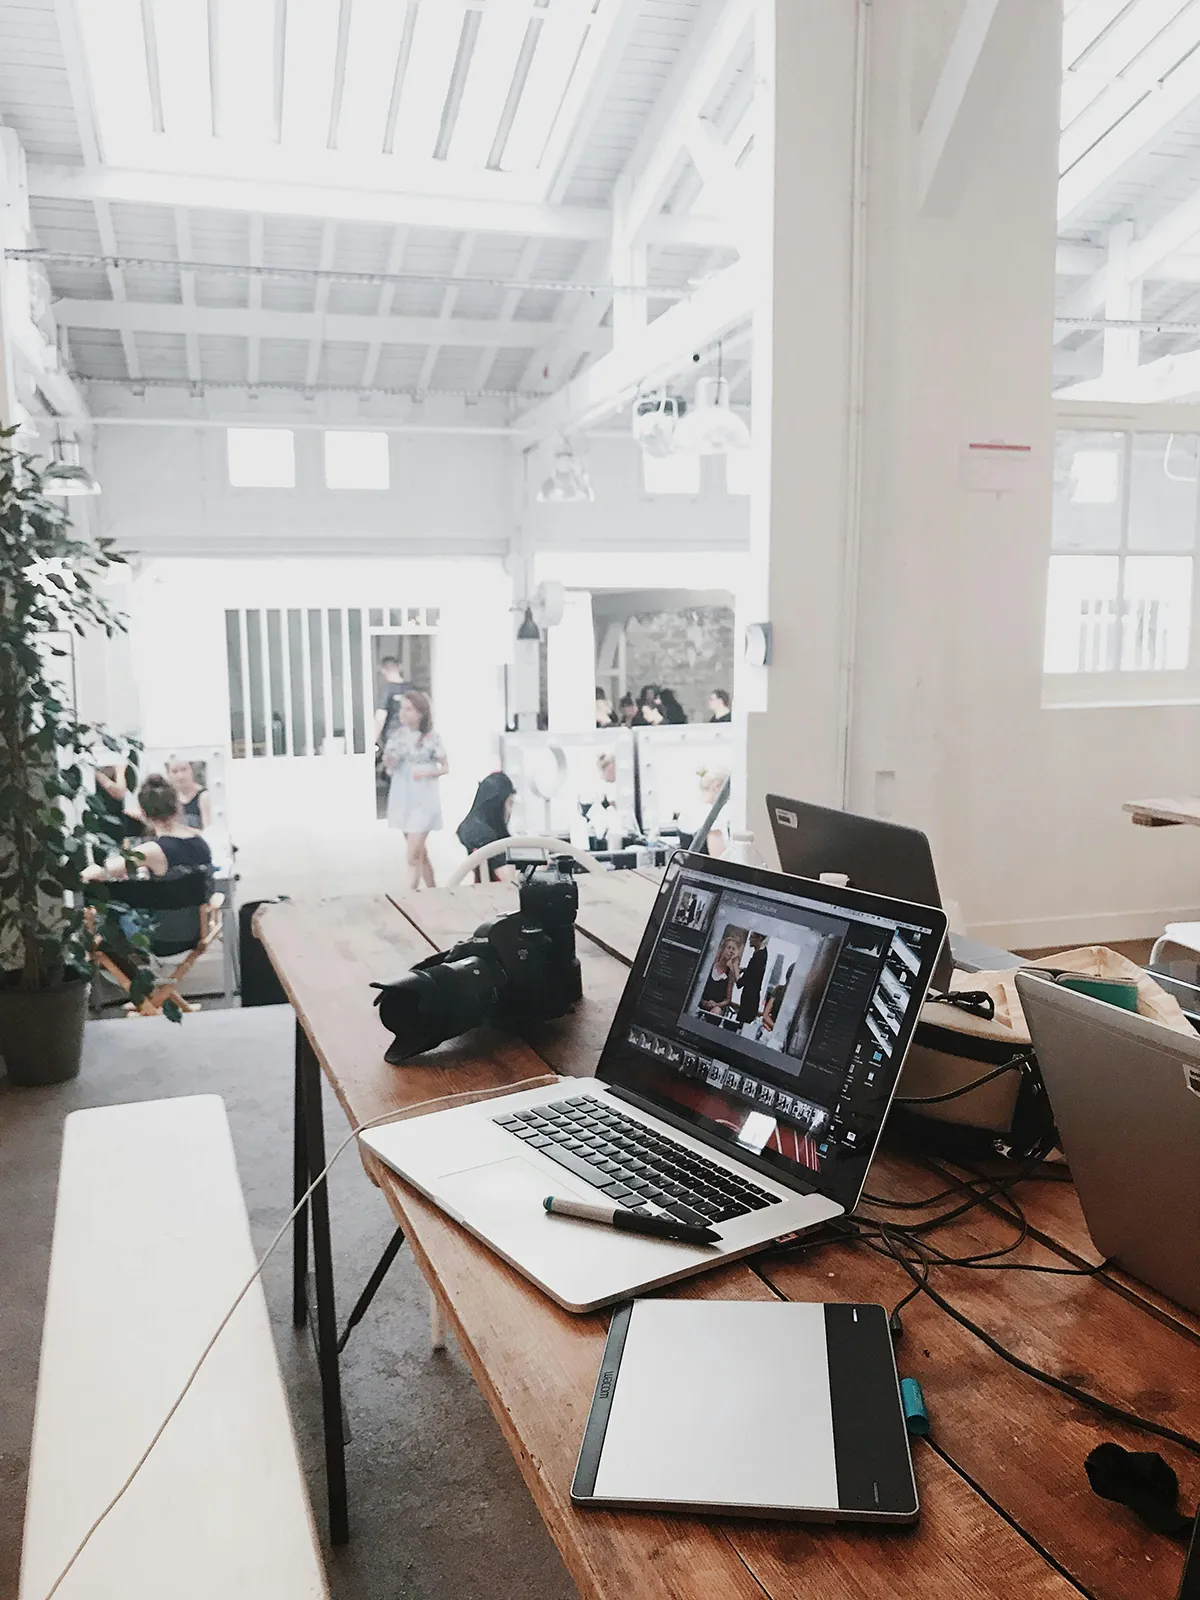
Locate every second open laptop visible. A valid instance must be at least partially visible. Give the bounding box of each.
[362,851,946,1312]
[767,794,954,990]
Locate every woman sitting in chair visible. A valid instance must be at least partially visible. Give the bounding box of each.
[85,776,212,881]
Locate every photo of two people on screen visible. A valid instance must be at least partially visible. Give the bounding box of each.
[686,912,842,1067]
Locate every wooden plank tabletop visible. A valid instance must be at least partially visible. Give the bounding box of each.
[256,878,1200,1600]
[1124,796,1200,827]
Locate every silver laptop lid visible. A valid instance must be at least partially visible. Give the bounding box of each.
[1016,972,1200,1316]
[597,851,947,1214]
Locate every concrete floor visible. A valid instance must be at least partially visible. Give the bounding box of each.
[0,1006,578,1600]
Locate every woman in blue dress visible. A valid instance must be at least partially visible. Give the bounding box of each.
[383,689,449,890]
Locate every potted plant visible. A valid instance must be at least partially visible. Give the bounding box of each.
[0,427,163,1086]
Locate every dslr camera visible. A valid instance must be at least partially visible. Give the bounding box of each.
[374,865,582,1064]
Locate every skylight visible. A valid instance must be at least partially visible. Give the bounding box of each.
[75,0,609,189]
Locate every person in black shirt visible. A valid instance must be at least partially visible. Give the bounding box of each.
[659,687,688,724]
[737,932,769,1028]
[84,778,212,881]
[374,657,417,749]
[456,771,516,880]
[708,688,732,723]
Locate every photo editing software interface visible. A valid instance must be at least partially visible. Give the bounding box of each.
[604,867,939,1206]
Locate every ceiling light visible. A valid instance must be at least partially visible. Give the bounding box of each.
[538,448,594,504]
[673,376,751,457]
[42,438,101,498]
[516,605,541,641]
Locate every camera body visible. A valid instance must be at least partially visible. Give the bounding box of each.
[374,866,582,1063]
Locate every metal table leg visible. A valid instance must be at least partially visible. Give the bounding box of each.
[295,1018,350,1545]
[292,1032,309,1329]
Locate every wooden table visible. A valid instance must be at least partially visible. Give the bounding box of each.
[257,875,1200,1600]
[1125,797,1200,828]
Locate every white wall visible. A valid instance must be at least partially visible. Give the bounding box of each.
[746,0,1200,950]
[96,427,519,558]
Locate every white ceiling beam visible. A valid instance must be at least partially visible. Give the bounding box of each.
[361,227,410,389]
[1056,344,1200,403]
[617,0,753,244]
[916,0,1006,214]
[543,0,642,203]
[1059,47,1200,226]
[174,209,202,384]
[416,232,476,395]
[1056,240,1200,282]
[91,199,140,382]
[52,0,102,166]
[53,298,613,354]
[1061,0,1131,71]
[247,214,264,388]
[519,240,610,393]
[473,237,541,391]
[305,221,338,389]
[1125,187,1200,286]
[1059,0,1200,171]
[26,163,728,248]
[515,257,750,439]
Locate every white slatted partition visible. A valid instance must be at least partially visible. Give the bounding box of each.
[224,606,439,759]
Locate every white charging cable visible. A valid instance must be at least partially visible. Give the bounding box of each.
[41,1075,555,1600]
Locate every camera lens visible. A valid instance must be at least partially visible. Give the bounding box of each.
[380,954,504,1062]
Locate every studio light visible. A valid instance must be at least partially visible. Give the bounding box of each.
[633,391,687,458]
[672,375,750,457]
[538,448,594,504]
[42,436,101,498]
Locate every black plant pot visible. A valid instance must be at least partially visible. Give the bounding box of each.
[0,976,89,1086]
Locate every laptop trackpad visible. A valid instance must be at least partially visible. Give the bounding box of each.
[437,1157,711,1306]
[438,1155,592,1226]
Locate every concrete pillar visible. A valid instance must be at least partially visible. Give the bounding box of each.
[743,0,1061,923]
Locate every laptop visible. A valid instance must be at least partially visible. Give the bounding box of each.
[361,851,947,1313]
[767,795,953,990]
[1016,972,1200,1317]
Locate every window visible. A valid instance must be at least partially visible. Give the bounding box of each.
[642,451,700,496]
[226,428,296,488]
[1044,429,1199,699]
[323,430,390,490]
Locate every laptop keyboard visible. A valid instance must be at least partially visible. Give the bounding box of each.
[493,1094,781,1230]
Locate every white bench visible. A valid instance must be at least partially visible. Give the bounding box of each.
[20,1096,328,1600]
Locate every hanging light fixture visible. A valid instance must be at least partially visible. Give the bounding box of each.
[673,346,751,457]
[633,390,687,457]
[537,444,594,504]
[516,605,541,641]
[42,435,101,497]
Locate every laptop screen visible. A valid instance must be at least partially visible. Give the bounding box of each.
[597,853,947,1212]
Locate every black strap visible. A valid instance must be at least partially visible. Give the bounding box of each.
[1086,1442,1196,1537]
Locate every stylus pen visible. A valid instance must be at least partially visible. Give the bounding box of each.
[544,1195,720,1247]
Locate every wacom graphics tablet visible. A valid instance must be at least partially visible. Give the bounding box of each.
[572,1300,918,1524]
